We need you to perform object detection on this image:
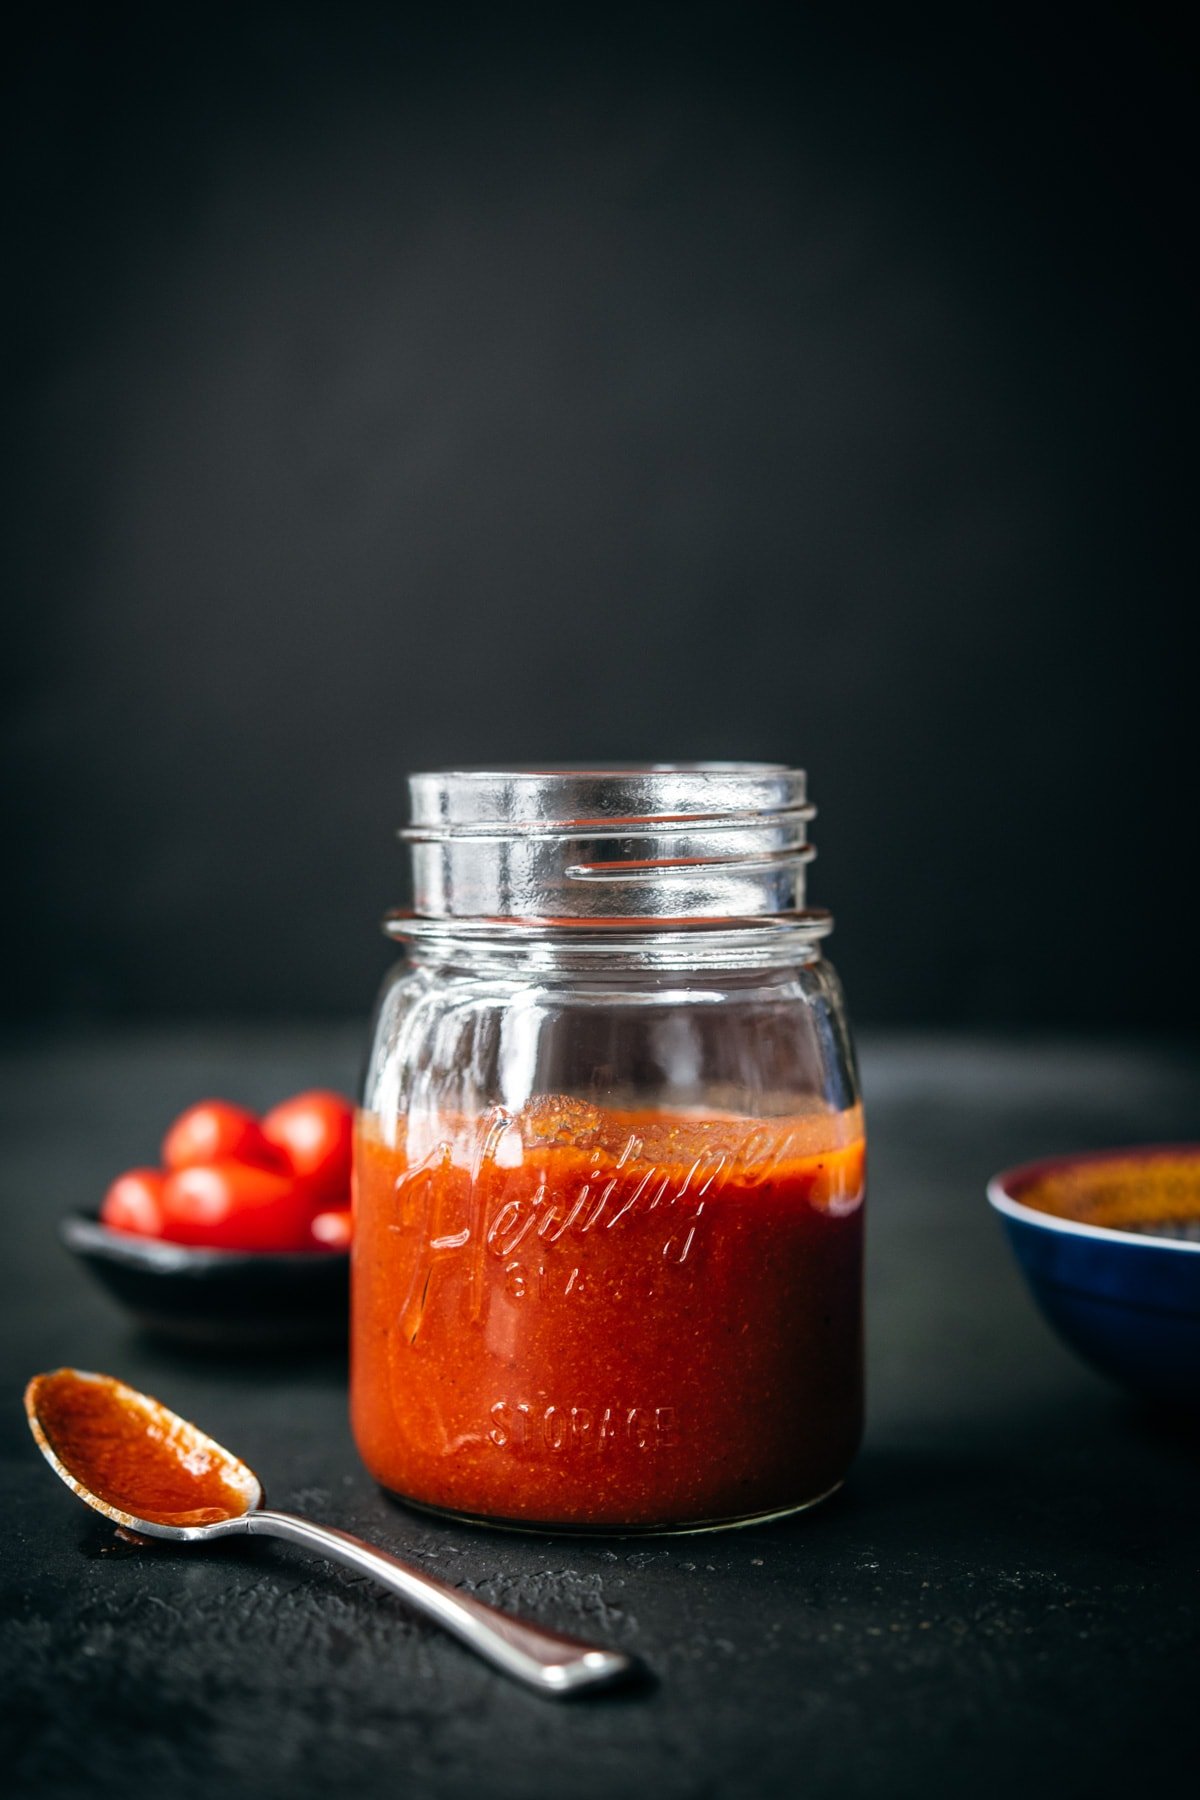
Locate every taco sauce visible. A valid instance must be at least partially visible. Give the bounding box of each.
[351,1101,865,1530]
[26,1369,255,1527]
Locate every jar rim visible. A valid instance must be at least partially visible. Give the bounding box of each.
[399,765,819,926]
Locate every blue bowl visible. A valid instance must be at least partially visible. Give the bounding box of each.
[987,1145,1200,1405]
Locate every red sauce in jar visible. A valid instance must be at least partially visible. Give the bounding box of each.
[351,1099,865,1529]
[26,1369,256,1527]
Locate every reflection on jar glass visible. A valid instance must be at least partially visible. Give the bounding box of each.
[351,766,865,1533]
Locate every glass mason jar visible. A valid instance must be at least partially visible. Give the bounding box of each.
[351,766,865,1533]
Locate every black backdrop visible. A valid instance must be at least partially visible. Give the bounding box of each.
[3,4,1191,1028]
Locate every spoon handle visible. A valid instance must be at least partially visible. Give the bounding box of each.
[247,1510,637,1695]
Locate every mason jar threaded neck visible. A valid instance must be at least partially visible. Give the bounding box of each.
[394,763,822,924]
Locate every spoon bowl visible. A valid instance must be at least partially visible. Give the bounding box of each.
[25,1368,638,1695]
[26,1368,264,1538]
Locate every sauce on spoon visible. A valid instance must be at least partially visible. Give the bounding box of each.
[25,1369,257,1527]
[25,1367,636,1693]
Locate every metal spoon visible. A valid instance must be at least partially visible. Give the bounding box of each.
[25,1369,637,1697]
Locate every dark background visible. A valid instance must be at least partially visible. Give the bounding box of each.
[3,3,1191,1030]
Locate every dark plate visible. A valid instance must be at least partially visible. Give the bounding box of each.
[60,1212,349,1348]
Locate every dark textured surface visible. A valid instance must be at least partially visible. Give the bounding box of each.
[2,1028,1198,1798]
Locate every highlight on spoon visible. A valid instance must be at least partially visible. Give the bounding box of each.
[24,1368,262,1532]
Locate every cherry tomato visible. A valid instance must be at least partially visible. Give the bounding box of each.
[163,1100,282,1173]
[100,1168,166,1237]
[160,1160,316,1252]
[310,1209,353,1251]
[261,1091,353,1203]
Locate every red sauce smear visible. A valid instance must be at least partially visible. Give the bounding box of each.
[351,1100,865,1529]
[27,1370,255,1527]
